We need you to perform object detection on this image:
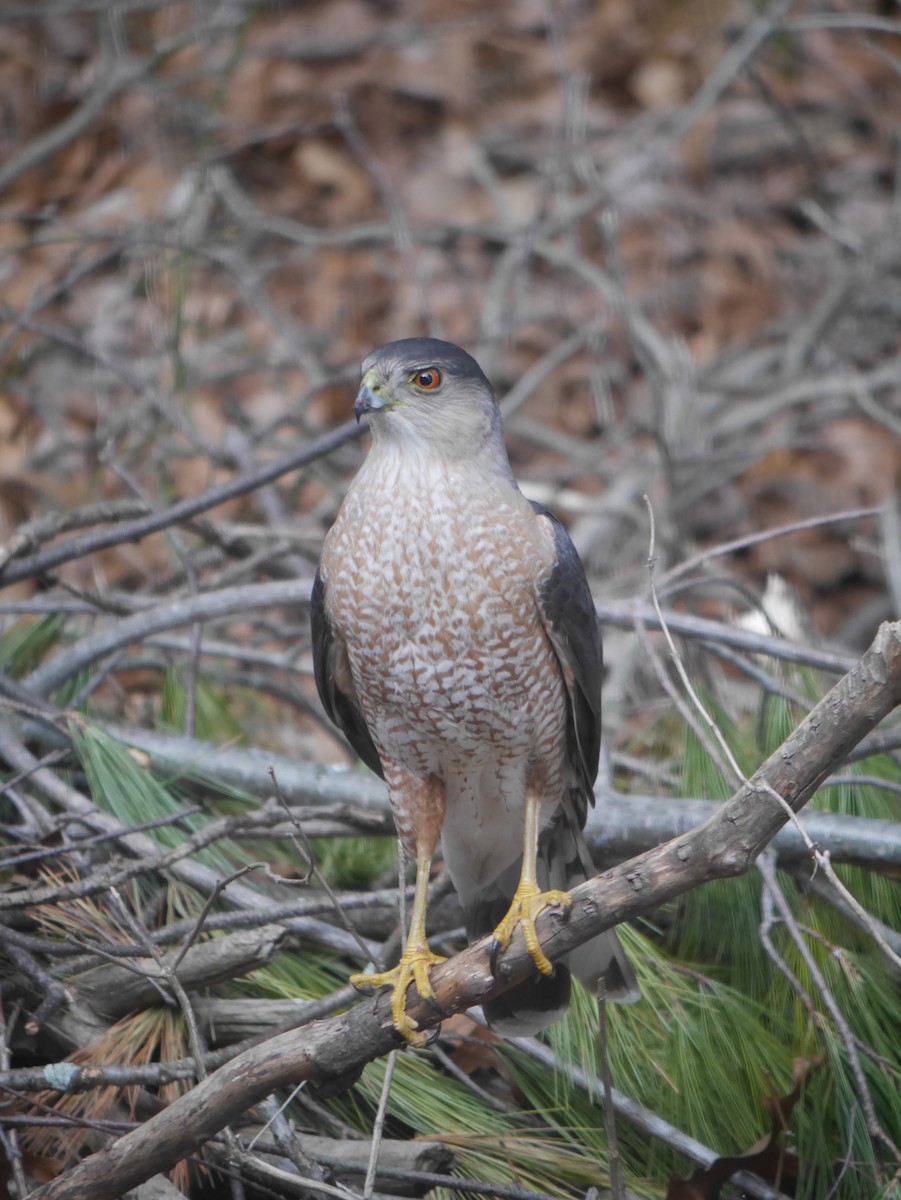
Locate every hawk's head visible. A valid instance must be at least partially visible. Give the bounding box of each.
[355,338,504,459]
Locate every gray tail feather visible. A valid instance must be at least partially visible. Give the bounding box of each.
[464,798,639,1036]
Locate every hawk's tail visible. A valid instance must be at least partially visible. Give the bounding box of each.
[463,799,639,1036]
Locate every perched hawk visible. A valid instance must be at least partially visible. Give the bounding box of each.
[312,338,637,1041]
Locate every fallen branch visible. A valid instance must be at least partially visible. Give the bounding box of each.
[25,621,901,1200]
[85,721,901,871]
[70,925,289,1024]
[0,726,379,961]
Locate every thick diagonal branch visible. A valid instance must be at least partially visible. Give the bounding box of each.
[29,621,901,1200]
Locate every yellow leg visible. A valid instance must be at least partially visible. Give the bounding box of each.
[350,851,446,1045]
[492,791,572,976]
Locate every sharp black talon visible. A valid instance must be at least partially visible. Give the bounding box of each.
[489,938,501,977]
[426,993,449,1018]
[425,1022,443,1046]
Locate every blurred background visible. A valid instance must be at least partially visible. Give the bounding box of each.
[1,3,900,1198]
[2,1,900,647]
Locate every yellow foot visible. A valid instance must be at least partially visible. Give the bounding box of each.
[492,883,572,976]
[350,946,447,1045]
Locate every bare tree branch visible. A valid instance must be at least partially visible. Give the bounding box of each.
[0,422,360,589]
[25,621,901,1200]
[85,721,901,871]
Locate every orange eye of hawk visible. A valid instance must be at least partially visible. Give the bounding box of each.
[412,367,442,391]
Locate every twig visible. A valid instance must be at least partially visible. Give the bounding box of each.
[702,641,813,709]
[757,854,901,1162]
[213,1151,356,1200]
[0,983,359,1097]
[69,921,288,1024]
[645,498,901,984]
[108,887,211,1084]
[0,421,361,588]
[508,1035,791,1200]
[758,858,818,1017]
[823,1101,861,1200]
[803,854,901,974]
[661,506,882,589]
[0,32,198,194]
[48,720,901,871]
[665,0,795,148]
[0,725,380,959]
[0,500,150,573]
[22,579,309,696]
[499,330,591,420]
[785,14,901,35]
[353,1167,570,1200]
[0,805,203,872]
[362,844,412,1200]
[23,620,901,1200]
[787,866,901,960]
[596,981,622,1200]
[427,1041,515,1113]
[0,989,28,1200]
[337,100,438,337]
[269,768,380,969]
[0,928,72,1035]
[593,602,856,675]
[363,1050,398,1200]
[879,497,901,620]
[640,498,739,787]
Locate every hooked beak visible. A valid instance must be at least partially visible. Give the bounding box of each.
[354,370,390,423]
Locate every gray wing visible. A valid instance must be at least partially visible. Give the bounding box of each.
[530,501,602,815]
[478,503,629,1033]
[310,569,384,778]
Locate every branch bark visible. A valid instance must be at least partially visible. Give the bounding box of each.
[71,925,289,1023]
[0,421,360,589]
[88,721,901,870]
[27,621,901,1200]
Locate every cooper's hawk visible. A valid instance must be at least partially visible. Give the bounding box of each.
[312,338,637,1041]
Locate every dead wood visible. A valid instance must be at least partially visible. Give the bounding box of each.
[68,925,289,1023]
[64,720,901,871]
[26,621,901,1200]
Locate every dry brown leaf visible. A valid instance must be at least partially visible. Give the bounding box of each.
[667,1057,822,1200]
